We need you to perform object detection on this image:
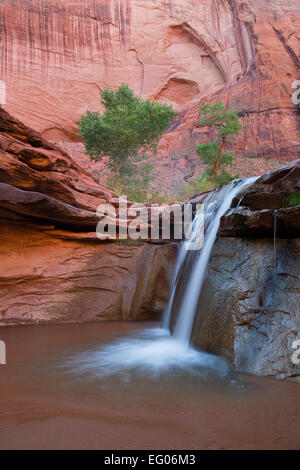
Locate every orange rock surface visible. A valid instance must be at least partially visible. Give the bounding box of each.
[0,0,299,164]
[0,222,176,325]
[0,105,177,325]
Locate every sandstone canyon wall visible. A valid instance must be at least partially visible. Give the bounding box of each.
[0,105,177,325]
[0,0,299,164]
[0,223,176,325]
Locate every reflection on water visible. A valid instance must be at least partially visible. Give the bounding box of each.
[0,322,299,450]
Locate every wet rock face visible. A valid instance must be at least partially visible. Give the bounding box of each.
[0,222,177,325]
[254,161,300,194]
[232,160,300,211]
[219,160,300,238]
[191,238,300,382]
[219,206,300,239]
[0,0,299,162]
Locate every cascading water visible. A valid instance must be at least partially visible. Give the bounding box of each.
[64,177,258,381]
[161,203,200,330]
[165,177,258,345]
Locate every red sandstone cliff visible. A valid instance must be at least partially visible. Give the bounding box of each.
[0,0,299,169]
[0,105,176,325]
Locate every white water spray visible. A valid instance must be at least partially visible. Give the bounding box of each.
[171,177,258,344]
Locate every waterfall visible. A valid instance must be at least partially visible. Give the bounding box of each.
[161,203,200,330]
[65,180,262,381]
[164,177,258,345]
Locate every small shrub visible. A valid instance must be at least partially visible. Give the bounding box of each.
[147,190,169,203]
[284,192,300,207]
[106,160,154,203]
[213,170,240,186]
[183,173,215,199]
[183,168,240,199]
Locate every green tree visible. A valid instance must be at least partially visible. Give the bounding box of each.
[78,84,177,187]
[196,100,242,183]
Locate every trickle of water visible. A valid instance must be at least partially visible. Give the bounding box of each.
[169,177,258,345]
[237,196,244,209]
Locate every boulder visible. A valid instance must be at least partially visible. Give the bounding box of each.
[191,237,300,382]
